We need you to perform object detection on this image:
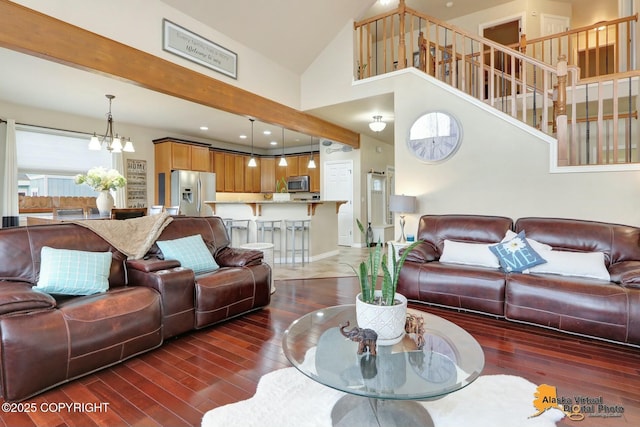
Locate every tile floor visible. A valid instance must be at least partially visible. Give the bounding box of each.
[273,246,371,280]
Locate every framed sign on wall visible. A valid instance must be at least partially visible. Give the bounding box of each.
[126,159,147,208]
[162,19,238,79]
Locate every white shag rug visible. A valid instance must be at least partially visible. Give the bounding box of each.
[201,367,565,427]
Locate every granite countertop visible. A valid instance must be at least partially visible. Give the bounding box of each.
[204,199,347,216]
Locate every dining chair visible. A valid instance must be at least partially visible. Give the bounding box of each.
[53,208,85,219]
[110,208,147,220]
[165,206,180,215]
[148,205,164,215]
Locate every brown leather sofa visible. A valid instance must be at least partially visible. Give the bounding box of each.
[398,214,640,347]
[0,216,270,401]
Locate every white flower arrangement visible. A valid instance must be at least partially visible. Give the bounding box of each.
[74,167,127,192]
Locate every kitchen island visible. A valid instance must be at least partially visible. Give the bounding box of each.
[204,199,347,263]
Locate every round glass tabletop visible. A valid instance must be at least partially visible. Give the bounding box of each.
[282,304,485,401]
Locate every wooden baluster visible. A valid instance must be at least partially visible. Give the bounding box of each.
[425,20,431,76]
[519,34,526,54]
[556,55,568,166]
[613,77,619,162]
[451,32,457,88]
[585,28,590,78]
[383,17,388,74]
[418,31,427,72]
[391,14,395,70]
[367,22,372,77]
[597,81,604,163]
[397,0,406,69]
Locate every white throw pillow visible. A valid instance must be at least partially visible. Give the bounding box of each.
[440,240,500,269]
[503,230,552,253]
[527,250,610,281]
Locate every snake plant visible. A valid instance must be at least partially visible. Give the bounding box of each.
[352,219,421,306]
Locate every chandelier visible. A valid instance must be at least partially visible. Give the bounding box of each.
[369,115,386,132]
[89,94,135,153]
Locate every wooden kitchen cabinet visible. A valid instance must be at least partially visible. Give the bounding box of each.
[261,157,276,193]
[234,154,245,192]
[154,139,213,204]
[245,157,262,193]
[212,151,226,192]
[169,143,190,170]
[155,139,211,172]
[190,145,211,171]
[286,155,300,178]
[157,138,321,196]
[309,153,320,192]
[223,153,235,192]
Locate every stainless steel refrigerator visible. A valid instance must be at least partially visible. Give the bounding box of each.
[171,170,216,216]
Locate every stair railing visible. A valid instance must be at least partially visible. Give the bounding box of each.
[515,14,638,79]
[354,0,575,140]
[354,1,638,166]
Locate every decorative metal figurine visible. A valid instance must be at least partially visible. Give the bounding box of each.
[405,313,425,349]
[340,321,378,356]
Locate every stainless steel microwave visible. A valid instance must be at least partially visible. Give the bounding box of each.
[287,175,310,192]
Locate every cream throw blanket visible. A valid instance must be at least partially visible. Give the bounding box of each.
[73,212,173,259]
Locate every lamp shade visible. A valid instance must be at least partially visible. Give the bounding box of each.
[389,195,417,214]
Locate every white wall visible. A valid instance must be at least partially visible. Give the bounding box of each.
[14,0,302,108]
[448,0,573,39]
[385,70,640,233]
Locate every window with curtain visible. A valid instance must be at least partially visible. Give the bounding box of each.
[16,126,112,196]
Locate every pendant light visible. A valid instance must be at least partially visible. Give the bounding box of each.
[248,118,257,167]
[89,94,135,153]
[307,136,317,169]
[279,127,288,167]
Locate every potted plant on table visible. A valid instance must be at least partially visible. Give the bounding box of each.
[273,177,291,201]
[350,219,421,344]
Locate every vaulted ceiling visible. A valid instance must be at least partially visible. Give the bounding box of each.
[1,0,582,150]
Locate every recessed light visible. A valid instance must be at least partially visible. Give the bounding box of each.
[270,141,278,146]
[263,130,271,136]
[446,1,454,7]
[239,134,248,139]
[199,126,208,131]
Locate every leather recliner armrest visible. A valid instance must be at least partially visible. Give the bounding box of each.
[215,247,263,267]
[0,281,56,315]
[127,257,181,273]
[402,242,439,263]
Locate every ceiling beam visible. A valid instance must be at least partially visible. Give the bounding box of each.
[0,0,360,148]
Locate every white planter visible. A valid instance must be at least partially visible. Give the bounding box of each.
[96,191,114,217]
[356,291,407,345]
[272,193,291,201]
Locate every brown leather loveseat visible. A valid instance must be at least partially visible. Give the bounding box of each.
[398,214,640,347]
[0,216,270,401]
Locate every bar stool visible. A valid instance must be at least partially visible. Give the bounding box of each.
[256,219,282,262]
[222,218,234,242]
[229,219,251,246]
[284,219,310,265]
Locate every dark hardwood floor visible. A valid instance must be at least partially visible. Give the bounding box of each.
[1,277,638,427]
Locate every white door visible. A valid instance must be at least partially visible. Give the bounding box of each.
[540,14,570,65]
[324,160,353,246]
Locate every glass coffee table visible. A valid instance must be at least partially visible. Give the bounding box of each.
[282,304,485,427]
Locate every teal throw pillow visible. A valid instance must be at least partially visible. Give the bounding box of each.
[489,231,547,273]
[156,234,219,274]
[35,246,112,295]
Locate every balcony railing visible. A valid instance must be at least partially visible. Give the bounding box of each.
[515,15,638,79]
[354,0,639,167]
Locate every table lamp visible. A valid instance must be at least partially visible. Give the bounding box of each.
[389,195,417,243]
